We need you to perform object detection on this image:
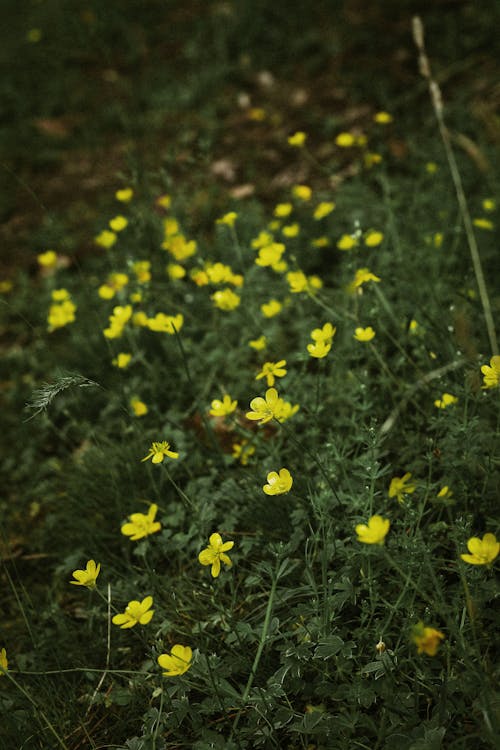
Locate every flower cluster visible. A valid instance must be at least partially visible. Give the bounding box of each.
[307,322,336,359]
[48,289,76,332]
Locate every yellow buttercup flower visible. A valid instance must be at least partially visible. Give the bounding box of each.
[112,352,132,369]
[388,472,416,504]
[263,468,293,495]
[347,268,381,294]
[337,234,358,251]
[412,622,445,656]
[158,645,192,677]
[307,340,331,359]
[256,360,287,387]
[354,326,375,342]
[198,533,234,577]
[216,211,238,227]
[115,188,133,202]
[434,392,458,409]
[70,560,100,588]
[211,288,240,311]
[273,203,293,219]
[288,131,306,147]
[112,597,154,628]
[364,230,384,247]
[121,504,161,541]
[473,218,494,231]
[261,299,282,318]
[292,184,312,202]
[109,215,128,232]
[148,312,183,334]
[232,440,255,465]
[355,515,390,545]
[313,202,335,220]
[37,250,58,268]
[481,355,500,389]
[373,111,393,124]
[249,335,267,351]
[460,533,499,566]
[209,394,237,417]
[130,397,148,417]
[246,387,281,424]
[142,441,179,463]
[335,132,355,147]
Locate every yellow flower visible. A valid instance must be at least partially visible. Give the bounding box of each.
[163,235,197,261]
[255,242,286,268]
[216,211,238,227]
[198,533,234,577]
[95,230,117,249]
[209,394,237,417]
[482,198,496,212]
[0,280,13,294]
[157,194,172,209]
[426,162,438,174]
[473,218,494,231]
[232,440,255,465]
[52,288,70,301]
[274,398,299,423]
[158,645,192,677]
[354,326,375,342]
[282,223,300,238]
[112,597,154,628]
[292,184,312,201]
[311,236,330,248]
[313,202,335,220]
[389,472,416,504]
[434,392,458,409]
[133,261,151,284]
[311,322,336,343]
[167,263,186,279]
[335,132,355,147]
[355,515,390,545]
[98,272,129,299]
[481,355,500,389]
[288,131,306,147]
[112,352,132,369]
[142,441,179,463]
[373,111,393,124]
[70,560,100,588]
[37,250,58,268]
[147,312,183,334]
[211,288,240,311]
[347,267,381,294]
[256,360,287,387]
[261,299,282,318]
[412,622,445,656]
[273,203,293,218]
[103,304,132,339]
[364,230,384,247]
[436,485,453,501]
[246,387,281,424]
[130,397,148,417]
[307,340,331,358]
[121,504,161,540]
[336,234,358,251]
[364,151,382,168]
[115,188,133,202]
[109,215,128,232]
[249,335,267,351]
[263,468,293,495]
[460,533,499,566]
[0,648,8,674]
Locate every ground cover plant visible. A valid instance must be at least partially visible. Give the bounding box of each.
[1,2,499,749]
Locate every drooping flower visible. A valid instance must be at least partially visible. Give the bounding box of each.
[209,394,237,417]
[0,648,8,674]
[434,392,458,409]
[355,515,390,545]
[198,533,234,577]
[112,597,154,628]
[246,387,281,424]
[158,645,192,677]
[256,360,287,387]
[460,533,499,566]
[412,622,445,656]
[354,326,375,342]
[481,355,500,389]
[142,441,179,463]
[388,472,416,504]
[70,559,101,588]
[121,504,161,541]
[263,468,293,495]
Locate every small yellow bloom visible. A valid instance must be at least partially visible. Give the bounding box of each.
[198,533,234,577]
[209,394,237,417]
[273,203,293,219]
[263,468,293,495]
[232,440,255,465]
[313,202,335,220]
[158,645,192,677]
[112,596,154,628]
[364,151,383,168]
[37,250,58,268]
[112,352,132,368]
[355,515,390,545]
[282,223,300,238]
[354,326,375,342]
[292,184,312,201]
[261,299,282,318]
[216,211,238,227]
[166,263,186,279]
[249,335,267,351]
[373,111,393,124]
[434,392,458,409]
[109,215,128,232]
[115,188,133,202]
[142,441,179,463]
[133,261,151,284]
[147,312,183,334]
[121,504,161,541]
[426,162,438,174]
[311,322,336,343]
[288,131,306,147]
[347,267,381,294]
[95,229,117,249]
[482,198,496,212]
[311,236,330,248]
[255,242,285,268]
[70,560,101,588]
[388,472,416,504]
[211,288,240,311]
[473,218,494,231]
[335,132,355,147]
[364,230,384,247]
[256,360,287,387]
[157,194,172,209]
[130,397,148,417]
[307,340,331,358]
[246,387,281,424]
[481,355,500,389]
[0,648,8,674]
[412,622,445,656]
[460,532,499,566]
[337,234,358,251]
[436,486,453,501]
